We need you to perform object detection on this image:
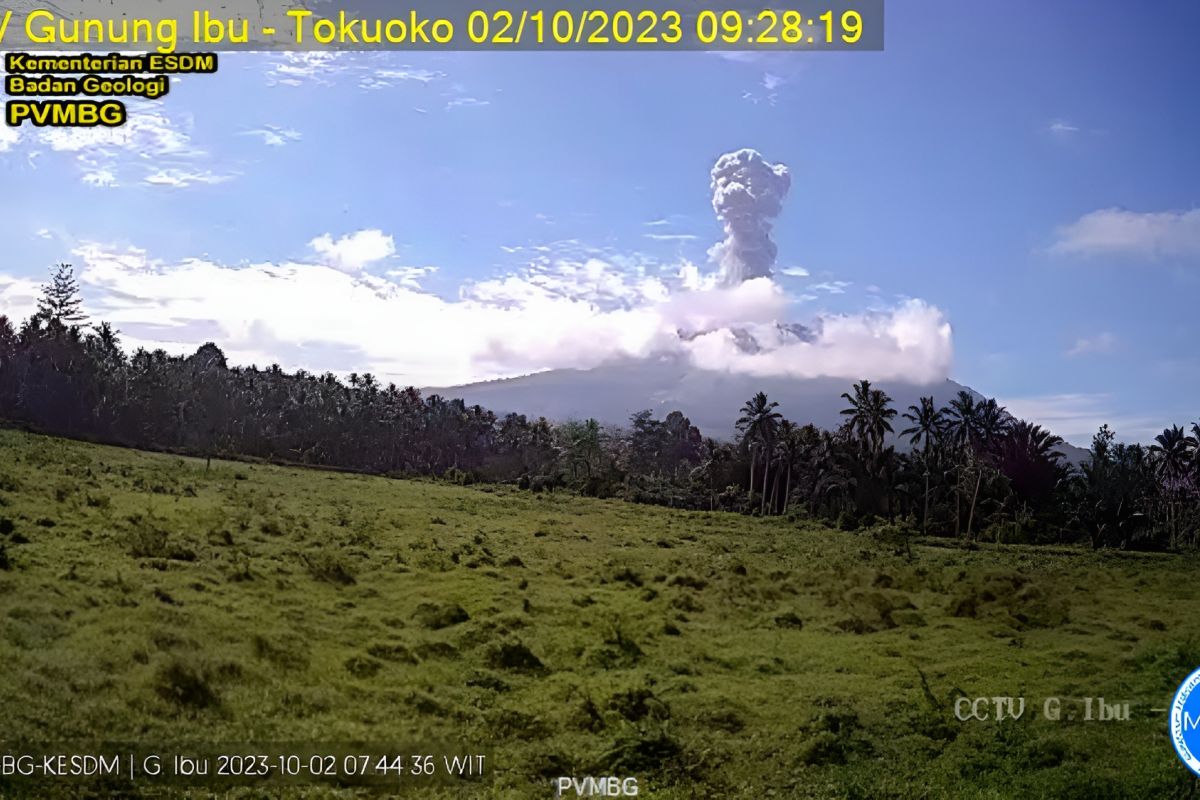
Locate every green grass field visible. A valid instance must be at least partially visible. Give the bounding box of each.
[1,428,1198,798]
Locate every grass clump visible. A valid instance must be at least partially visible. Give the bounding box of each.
[303,549,356,585]
[486,640,547,674]
[154,659,220,710]
[412,601,470,629]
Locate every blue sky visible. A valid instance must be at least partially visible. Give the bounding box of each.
[1,0,1198,445]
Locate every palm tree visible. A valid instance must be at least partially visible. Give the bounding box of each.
[840,379,897,453]
[901,396,944,534]
[941,391,978,539]
[1191,422,1200,474]
[693,437,730,511]
[736,392,782,514]
[1151,424,1195,547]
[774,420,805,515]
[943,390,978,451]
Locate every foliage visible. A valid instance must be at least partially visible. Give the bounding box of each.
[1,272,1198,550]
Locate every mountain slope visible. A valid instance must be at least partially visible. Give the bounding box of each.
[431,358,1091,464]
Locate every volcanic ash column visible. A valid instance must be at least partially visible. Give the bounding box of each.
[708,148,791,286]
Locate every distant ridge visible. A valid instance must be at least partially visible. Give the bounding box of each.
[431,357,1091,464]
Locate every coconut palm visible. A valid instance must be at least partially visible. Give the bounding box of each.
[840,379,897,454]
[942,390,978,451]
[737,392,782,513]
[1151,424,1195,547]
[901,396,944,534]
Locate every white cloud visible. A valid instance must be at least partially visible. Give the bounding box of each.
[1049,120,1079,136]
[777,267,809,278]
[10,108,234,188]
[709,51,761,64]
[446,96,490,110]
[644,233,698,241]
[266,54,446,91]
[1002,393,1165,446]
[811,280,852,294]
[266,52,348,86]
[81,167,118,188]
[0,125,20,152]
[684,298,953,384]
[0,274,41,324]
[0,236,957,390]
[143,169,233,188]
[385,266,438,289]
[1051,207,1200,258]
[309,229,396,272]
[762,73,785,91]
[240,125,302,147]
[366,67,443,87]
[1066,331,1117,357]
[37,111,193,156]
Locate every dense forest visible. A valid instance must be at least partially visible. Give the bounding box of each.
[2,265,1198,551]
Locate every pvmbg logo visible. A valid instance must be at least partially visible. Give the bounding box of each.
[1171,667,1200,776]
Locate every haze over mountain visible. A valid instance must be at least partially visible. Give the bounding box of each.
[432,357,1091,464]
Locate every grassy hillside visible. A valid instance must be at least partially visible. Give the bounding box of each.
[0,428,1196,798]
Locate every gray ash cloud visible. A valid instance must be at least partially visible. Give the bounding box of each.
[708,148,791,285]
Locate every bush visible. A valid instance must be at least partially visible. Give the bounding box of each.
[154,660,219,709]
[412,602,469,629]
[486,641,547,674]
[595,725,684,775]
[608,685,670,722]
[304,551,356,585]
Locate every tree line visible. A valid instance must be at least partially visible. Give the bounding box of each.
[2,265,1198,550]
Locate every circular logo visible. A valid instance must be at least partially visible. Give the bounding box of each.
[1171,667,1200,776]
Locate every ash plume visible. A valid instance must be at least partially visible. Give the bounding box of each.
[709,148,791,285]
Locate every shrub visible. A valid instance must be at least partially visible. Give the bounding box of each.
[486,641,547,674]
[304,551,356,585]
[595,725,683,775]
[412,602,469,630]
[154,660,219,709]
[608,685,670,722]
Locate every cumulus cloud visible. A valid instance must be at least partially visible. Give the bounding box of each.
[0,233,955,389]
[1051,207,1200,258]
[709,149,791,284]
[309,229,396,272]
[0,274,41,323]
[684,299,952,384]
[385,266,438,289]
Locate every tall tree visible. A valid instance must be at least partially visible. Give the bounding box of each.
[840,379,897,453]
[736,391,782,513]
[36,263,87,327]
[901,396,944,534]
[1150,424,1195,548]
